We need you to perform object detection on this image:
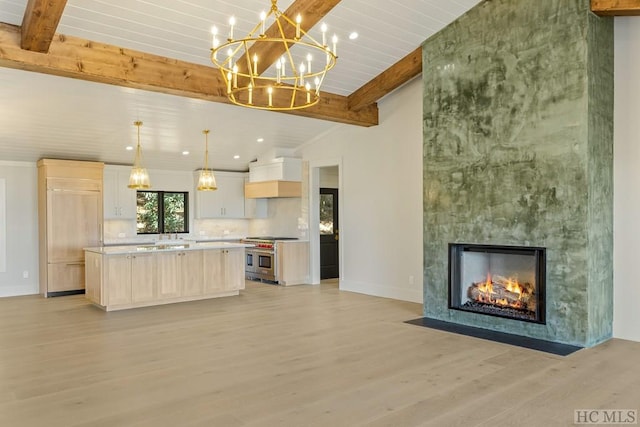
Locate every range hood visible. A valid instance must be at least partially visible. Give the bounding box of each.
[245,156,302,199]
[245,180,301,198]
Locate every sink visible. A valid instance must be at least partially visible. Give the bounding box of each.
[136,245,158,251]
[154,239,194,246]
[156,244,189,250]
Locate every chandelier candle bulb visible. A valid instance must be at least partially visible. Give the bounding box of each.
[307,54,312,74]
[276,60,281,84]
[227,72,232,93]
[332,34,338,56]
[260,11,266,36]
[268,86,273,107]
[232,64,238,88]
[321,22,327,46]
[228,16,235,40]
[296,14,301,39]
[281,56,286,76]
[299,63,306,85]
[305,83,311,104]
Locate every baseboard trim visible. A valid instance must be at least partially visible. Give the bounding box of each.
[340,279,423,303]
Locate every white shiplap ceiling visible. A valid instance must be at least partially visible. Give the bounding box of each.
[0,0,481,171]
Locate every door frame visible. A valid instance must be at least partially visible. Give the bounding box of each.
[309,159,343,285]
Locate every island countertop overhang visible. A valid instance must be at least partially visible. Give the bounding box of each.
[85,241,254,255]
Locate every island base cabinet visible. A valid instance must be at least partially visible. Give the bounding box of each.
[181,251,204,296]
[105,255,132,306]
[85,248,243,311]
[131,253,157,303]
[156,252,180,299]
[203,248,244,293]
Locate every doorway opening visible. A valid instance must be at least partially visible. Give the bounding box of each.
[309,162,342,286]
[320,187,339,279]
[320,166,339,281]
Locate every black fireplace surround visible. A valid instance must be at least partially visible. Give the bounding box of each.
[448,244,546,324]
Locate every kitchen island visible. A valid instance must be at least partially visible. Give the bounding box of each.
[84,242,252,311]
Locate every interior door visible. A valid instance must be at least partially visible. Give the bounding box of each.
[320,188,339,279]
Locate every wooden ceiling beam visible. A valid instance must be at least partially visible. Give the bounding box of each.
[20,0,68,52]
[0,23,377,127]
[591,0,640,16]
[348,47,422,111]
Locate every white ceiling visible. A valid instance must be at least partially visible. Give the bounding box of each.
[0,0,481,171]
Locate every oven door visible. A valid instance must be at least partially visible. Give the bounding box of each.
[254,250,275,280]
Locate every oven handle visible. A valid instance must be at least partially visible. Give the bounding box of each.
[248,249,274,255]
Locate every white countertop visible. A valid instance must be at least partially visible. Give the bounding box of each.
[85,241,254,255]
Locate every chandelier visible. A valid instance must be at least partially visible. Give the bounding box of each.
[210,0,338,111]
[128,121,151,189]
[196,129,217,191]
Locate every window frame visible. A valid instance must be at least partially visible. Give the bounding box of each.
[136,190,189,235]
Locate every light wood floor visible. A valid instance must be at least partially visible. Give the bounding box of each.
[1,281,639,427]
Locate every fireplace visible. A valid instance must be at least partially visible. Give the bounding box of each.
[448,244,546,324]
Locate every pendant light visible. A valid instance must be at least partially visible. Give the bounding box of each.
[128,121,151,189]
[197,129,217,191]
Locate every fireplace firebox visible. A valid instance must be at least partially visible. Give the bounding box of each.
[448,244,546,324]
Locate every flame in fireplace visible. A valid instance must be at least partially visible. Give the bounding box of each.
[468,273,529,310]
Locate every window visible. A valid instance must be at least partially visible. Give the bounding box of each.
[136,191,189,234]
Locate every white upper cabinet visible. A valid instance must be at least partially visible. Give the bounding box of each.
[104,165,137,220]
[195,172,246,219]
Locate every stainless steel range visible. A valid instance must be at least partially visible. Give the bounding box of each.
[241,237,298,283]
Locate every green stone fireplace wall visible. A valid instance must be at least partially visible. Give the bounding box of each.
[422,0,613,347]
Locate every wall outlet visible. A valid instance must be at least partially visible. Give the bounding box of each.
[118,232,126,238]
[23,270,29,279]
[408,275,414,285]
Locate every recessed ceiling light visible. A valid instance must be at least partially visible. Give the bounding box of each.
[182,151,190,156]
[257,138,264,143]
[349,31,358,40]
[125,146,134,151]
[233,155,240,159]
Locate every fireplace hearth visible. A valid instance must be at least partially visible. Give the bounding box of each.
[448,244,546,324]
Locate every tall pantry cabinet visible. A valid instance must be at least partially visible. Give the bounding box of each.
[38,159,104,297]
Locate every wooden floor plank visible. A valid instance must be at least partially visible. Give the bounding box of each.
[0,281,638,426]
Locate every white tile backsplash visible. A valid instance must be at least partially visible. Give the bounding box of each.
[249,197,305,238]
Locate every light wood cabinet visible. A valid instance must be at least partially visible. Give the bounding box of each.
[203,248,244,292]
[131,253,157,303]
[226,248,245,290]
[156,251,180,299]
[103,165,136,219]
[38,159,104,297]
[85,246,246,311]
[86,251,157,307]
[276,241,309,286]
[105,254,132,306]
[181,250,204,296]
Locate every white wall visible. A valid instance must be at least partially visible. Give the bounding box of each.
[0,162,39,297]
[319,166,339,189]
[296,77,424,303]
[613,17,640,342]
